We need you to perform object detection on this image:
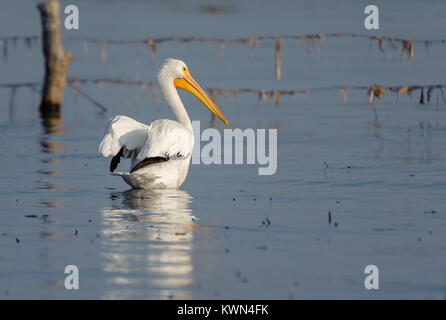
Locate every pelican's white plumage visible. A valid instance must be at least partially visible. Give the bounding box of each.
[98,58,228,189]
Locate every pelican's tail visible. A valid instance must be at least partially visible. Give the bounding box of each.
[110,171,128,177]
[110,171,165,189]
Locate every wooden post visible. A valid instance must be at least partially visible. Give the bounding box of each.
[38,0,72,117]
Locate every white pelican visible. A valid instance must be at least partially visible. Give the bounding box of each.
[98,58,228,189]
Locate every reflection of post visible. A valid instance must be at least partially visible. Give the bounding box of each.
[38,113,68,193]
[37,0,72,117]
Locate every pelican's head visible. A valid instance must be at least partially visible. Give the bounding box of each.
[158,58,228,125]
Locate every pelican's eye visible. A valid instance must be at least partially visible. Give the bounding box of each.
[182,66,188,75]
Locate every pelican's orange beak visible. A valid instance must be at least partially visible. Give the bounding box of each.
[174,70,228,125]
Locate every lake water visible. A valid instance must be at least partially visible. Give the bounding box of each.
[1,0,446,299]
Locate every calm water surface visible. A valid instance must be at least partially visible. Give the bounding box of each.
[0,0,446,299]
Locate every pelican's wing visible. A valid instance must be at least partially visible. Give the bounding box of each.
[135,119,194,164]
[98,115,149,171]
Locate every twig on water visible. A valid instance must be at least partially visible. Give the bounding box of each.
[66,80,107,114]
[323,161,330,175]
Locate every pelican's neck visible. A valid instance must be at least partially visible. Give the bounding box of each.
[159,77,192,131]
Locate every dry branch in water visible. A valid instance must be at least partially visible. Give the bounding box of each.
[50,78,446,110]
[275,37,283,81]
[1,79,446,115]
[61,32,444,81]
[401,40,414,61]
[2,32,446,83]
[37,0,72,116]
[368,85,386,104]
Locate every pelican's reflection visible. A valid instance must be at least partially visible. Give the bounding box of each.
[100,189,195,299]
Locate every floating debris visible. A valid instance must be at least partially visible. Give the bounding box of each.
[3,77,446,110]
[419,88,425,104]
[427,86,434,103]
[397,86,415,98]
[83,40,88,56]
[387,37,397,50]
[100,40,107,64]
[200,5,234,14]
[275,37,283,81]
[368,85,386,104]
[305,36,313,55]
[220,40,225,60]
[370,36,385,52]
[39,32,441,85]
[250,37,258,48]
[147,39,156,66]
[317,33,326,44]
[273,90,280,107]
[259,90,268,102]
[340,86,347,104]
[1,39,8,61]
[152,85,160,104]
[402,40,414,62]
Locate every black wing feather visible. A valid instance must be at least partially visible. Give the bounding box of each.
[110,148,124,172]
[130,156,169,173]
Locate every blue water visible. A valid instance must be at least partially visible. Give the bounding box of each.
[0,0,446,299]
